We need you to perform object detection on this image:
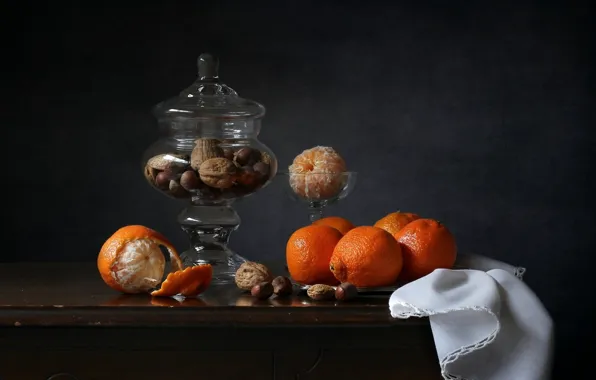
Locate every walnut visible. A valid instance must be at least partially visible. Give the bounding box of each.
[235,262,273,291]
[191,138,224,170]
[144,164,159,185]
[147,153,189,174]
[307,284,336,300]
[260,151,272,165]
[199,157,237,189]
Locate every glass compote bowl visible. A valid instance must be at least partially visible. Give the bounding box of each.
[280,171,357,222]
[141,53,278,285]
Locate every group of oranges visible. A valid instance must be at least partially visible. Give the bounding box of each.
[286,212,457,288]
[97,212,457,296]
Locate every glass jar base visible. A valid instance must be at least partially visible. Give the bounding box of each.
[180,248,247,285]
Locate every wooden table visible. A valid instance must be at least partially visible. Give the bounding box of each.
[0,263,441,380]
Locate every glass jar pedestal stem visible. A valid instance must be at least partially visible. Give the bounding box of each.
[177,201,246,285]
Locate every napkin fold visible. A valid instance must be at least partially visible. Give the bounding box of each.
[389,264,553,380]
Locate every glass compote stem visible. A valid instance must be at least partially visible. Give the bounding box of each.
[307,201,326,222]
[177,197,246,285]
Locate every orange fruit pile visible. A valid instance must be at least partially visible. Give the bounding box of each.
[97,225,212,297]
[285,211,457,287]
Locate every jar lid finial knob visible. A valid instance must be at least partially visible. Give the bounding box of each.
[197,53,219,81]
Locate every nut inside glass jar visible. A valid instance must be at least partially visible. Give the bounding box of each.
[143,138,276,203]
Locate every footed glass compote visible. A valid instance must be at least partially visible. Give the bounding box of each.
[280,171,357,222]
[142,53,278,285]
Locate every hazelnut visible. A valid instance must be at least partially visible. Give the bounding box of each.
[335,282,358,301]
[234,147,260,166]
[235,262,273,290]
[251,282,274,300]
[222,147,235,160]
[272,276,293,296]
[253,162,270,178]
[236,165,259,187]
[169,180,189,198]
[180,170,201,190]
[199,158,237,189]
[155,171,170,189]
[307,284,336,301]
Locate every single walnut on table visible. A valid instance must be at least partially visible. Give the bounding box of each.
[235,262,273,291]
[199,157,237,189]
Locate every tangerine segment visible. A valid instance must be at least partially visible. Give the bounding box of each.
[97,225,183,294]
[289,146,347,200]
[289,173,346,199]
[110,239,165,293]
[151,265,213,297]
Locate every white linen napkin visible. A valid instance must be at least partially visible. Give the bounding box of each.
[388,256,553,380]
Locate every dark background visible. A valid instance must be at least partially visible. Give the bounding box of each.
[6,0,594,378]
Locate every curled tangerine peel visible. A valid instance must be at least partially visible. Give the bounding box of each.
[151,265,213,297]
[97,225,183,294]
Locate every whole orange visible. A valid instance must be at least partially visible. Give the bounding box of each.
[312,216,355,235]
[286,225,343,285]
[373,211,420,235]
[329,226,403,287]
[393,218,457,282]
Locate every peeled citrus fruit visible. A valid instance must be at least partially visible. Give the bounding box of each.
[374,211,420,235]
[312,216,355,235]
[330,226,403,287]
[288,146,347,199]
[286,224,343,285]
[97,225,183,294]
[394,218,457,282]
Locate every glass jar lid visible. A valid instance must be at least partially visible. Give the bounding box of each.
[153,53,265,121]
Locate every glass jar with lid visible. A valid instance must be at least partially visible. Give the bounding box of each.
[142,53,277,285]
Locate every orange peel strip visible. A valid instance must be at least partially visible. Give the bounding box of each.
[151,264,213,297]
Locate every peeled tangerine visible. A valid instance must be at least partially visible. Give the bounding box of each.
[97,225,212,297]
[288,146,347,199]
